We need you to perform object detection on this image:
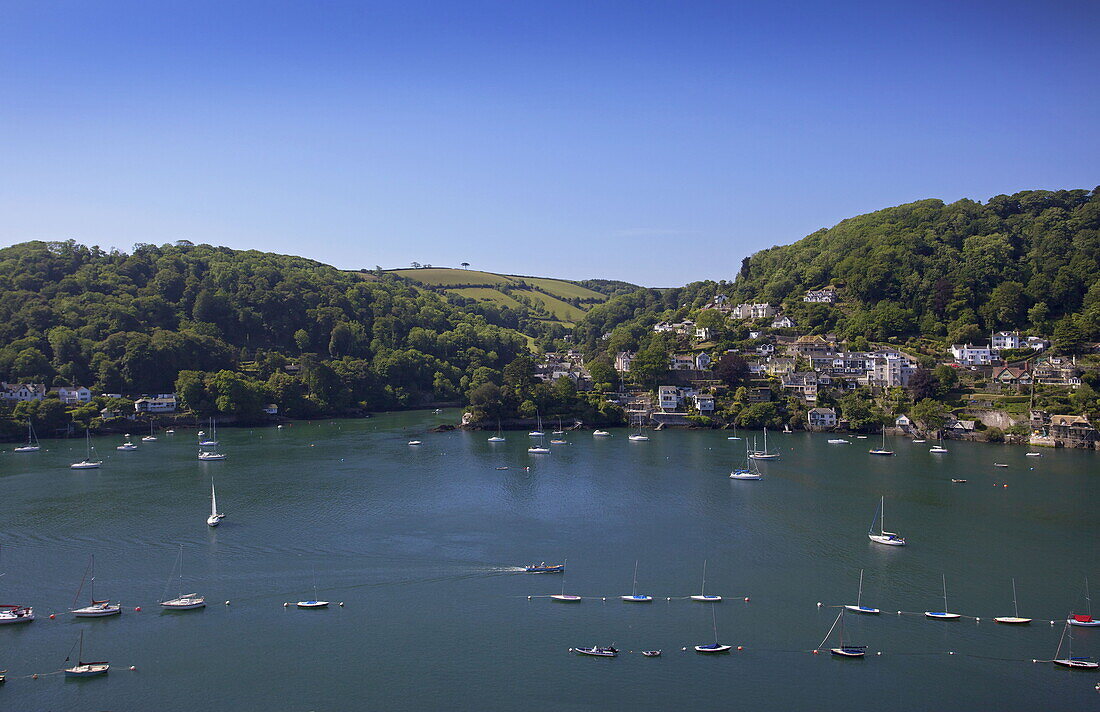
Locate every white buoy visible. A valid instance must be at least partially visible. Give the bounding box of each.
[283,602,289,607]
[339,602,344,607]
[225,600,230,605]
[817,602,822,607]
[527,596,532,600]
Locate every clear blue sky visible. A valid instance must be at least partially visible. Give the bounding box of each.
[2,1,1097,286]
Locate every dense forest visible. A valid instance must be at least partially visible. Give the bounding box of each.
[575,189,1100,355]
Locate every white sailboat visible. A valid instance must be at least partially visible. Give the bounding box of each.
[142,418,158,442]
[198,419,218,447]
[1053,619,1099,669]
[70,429,103,469]
[528,413,545,437]
[628,415,649,441]
[844,569,880,614]
[296,570,329,609]
[924,574,961,619]
[487,419,505,443]
[550,559,581,602]
[527,415,550,454]
[748,427,779,460]
[929,434,948,454]
[868,425,894,456]
[820,608,866,658]
[993,577,1032,624]
[730,442,762,480]
[552,418,565,435]
[867,496,906,546]
[63,630,109,677]
[620,560,653,602]
[1069,577,1100,627]
[159,545,206,610]
[206,480,225,527]
[694,605,732,653]
[690,560,722,601]
[13,421,40,452]
[70,555,122,617]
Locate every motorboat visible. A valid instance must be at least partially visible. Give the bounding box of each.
[642,650,662,657]
[572,645,618,657]
[116,437,138,451]
[524,563,564,574]
[827,439,849,444]
[408,440,422,446]
[198,450,226,461]
[593,430,610,437]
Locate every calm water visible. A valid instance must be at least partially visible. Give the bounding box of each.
[0,412,1097,711]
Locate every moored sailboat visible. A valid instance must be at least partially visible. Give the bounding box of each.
[868,425,894,456]
[550,559,581,601]
[1069,577,1100,627]
[694,606,732,653]
[729,442,762,480]
[206,479,225,527]
[867,496,906,546]
[620,560,653,602]
[1052,619,1099,669]
[70,555,121,617]
[820,608,866,658]
[159,545,206,610]
[748,427,779,460]
[70,429,103,469]
[924,574,961,619]
[993,578,1032,624]
[844,569,880,614]
[63,630,109,677]
[13,421,40,452]
[690,560,722,601]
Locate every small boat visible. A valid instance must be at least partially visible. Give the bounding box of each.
[433,408,443,414]
[0,604,34,625]
[867,496,906,546]
[821,608,866,658]
[165,429,176,434]
[524,562,564,574]
[868,426,894,456]
[993,577,1032,624]
[63,630,109,677]
[924,574,961,620]
[70,429,103,469]
[1025,452,1042,457]
[116,436,138,451]
[572,645,618,657]
[844,569,880,614]
[911,439,926,443]
[641,650,661,657]
[1053,620,1099,669]
[1069,577,1100,627]
[593,430,610,437]
[159,545,206,610]
[207,479,225,527]
[827,439,850,444]
[487,420,505,443]
[495,466,509,470]
[855,435,868,439]
[198,450,226,461]
[694,606,731,653]
[730,443,762,480]
[620,560,653,602]
[550,439,567,445]
[748,427,779,460]
[13,421,40,452]
[994,463,1008,468]
[528,431,545,437]
[198,419,219,447]
[141,419,158,442]
[951,478,967,484]
[70,555,122,617]
[690,560,722,601]
[297,569,329,608]
[783,424,792,433]
[407,440,422,446]
[550,561,581,601]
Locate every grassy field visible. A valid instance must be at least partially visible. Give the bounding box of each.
[518,289,587,323]
[514,276,605,300]
[445,287,526,310]
[389,268,513,286]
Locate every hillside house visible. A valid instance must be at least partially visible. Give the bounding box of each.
[695,352,713,370]
[992,366,1032,387]
[944,418,977,436]
[1032,358,1081,387]
[991,331,1022,350]
[950,344,994,366]
[895,414,912,432]
[134,394,177,414]
[770,315,795,329]
[807,407,837,429]
[744,386,774,403]
[764,357,797,375]
[1049,415,1099,447]
[0,383,45,402]
[1025,336,1049,351]
[691,393,715,412]
[263,403,279,415]
[789,335,838,357]
[803,289,838,303]
[670,353,696,371]
[57,386,92,404]
[658,386,682,411]
[871,353,917,388]
[615,351,635,373]
[695,327,713,341]
[732,303,777,319]
[782,372,821,402]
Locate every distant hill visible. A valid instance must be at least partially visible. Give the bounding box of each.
[384,266,637,328]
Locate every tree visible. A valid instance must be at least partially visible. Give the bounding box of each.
[911,398,949,432]
[714,353,748,389]
[932,364,959,395]
[1052,318,1087,354]
[461,262,470,269]
[907,367,938,402]
[587,360,615,388]
[328,323,354,358]
[630,345,669,389]
[838,392,881,431]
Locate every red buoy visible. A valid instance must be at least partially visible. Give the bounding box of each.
[134,606,141,612]
[49,613,55,619]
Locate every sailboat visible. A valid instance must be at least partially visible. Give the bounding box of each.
[748,427,779,460]
[868,425,894,456]
[867,496,906,546]
[206,480,225,526]
[1069,577,1100,627]
[727,423,742,440]
[528,416,551,454]
[690,560,722,601]
[0,547,34,625]
[550,559,581,601]
[929,434,948,454]
[70,429,103,469]
[13,421,40,452]
[552,418,565,436]
[70,555,122,617]
[1052,619,1100,669]
[63,630,109,677]
[924,574,961,619]
[528,413,545,437]
[142,418,158,442]
[694,605,732,653]
[844,569,880,614]
[620,560,653,602]
[296,571,329,609]
[487,419,505,443]
[198,419,219,446]
[159,545,206,610]
[116,434,138,451]
[993,578,1032,624]
[820,608,866,658]
[730,442,762,480]
[628,415,649,441]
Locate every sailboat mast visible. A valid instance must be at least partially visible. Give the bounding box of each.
[857,569,864,607]
[701,559,708,596]
[942,574,949,611]
[561,558,568,596]
[632,560,639,596]
[1012,578,1019,617]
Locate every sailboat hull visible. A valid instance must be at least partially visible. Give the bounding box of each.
[1053,658,1099,669]
[729,471,761,480]
[690,595,722,602]
[621,594,653,602]
[64,663,109,677]
[13,446,40,453]
[993,617,1031,624]
[1069,618,1100,627]
[70,462,102,469]
[71,605,121,617]
[925,611,961,619]
[550,594,582,602]
[830,647,866,658]
[844,605,880,614]
[868,534,906,546]
[160,597,206,610]
[694,644,731,653]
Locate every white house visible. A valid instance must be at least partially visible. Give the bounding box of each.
[264,403,279,415]
[0,383,45,402]
[1026,336,1049,351]
[134,394,177,413]
[803,289,838,303]
[658,386,682,411]
[771,315,795,329]
[58,386,92,405]
[732,303,777,319]
[695,327,713,341]
[670,353,695,371]
[695,352,712,370]
[991,331,1022,350]
[950,344,994,366]
[692,393,715,412]
[614,351,635,373]
[807,407,837,429]
[871,353,917,387]
[895,414,912,428]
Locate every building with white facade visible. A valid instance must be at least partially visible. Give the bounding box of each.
[614,351,635,373]
[134,394,178,413]
[731,303,777,319]
[950,344,995,366]
[991,331,1022,350]
[803,289,838,303]
[57,386,92,404]
[658,386,682,411]
[807,407,837,429]
[0,383,45,402]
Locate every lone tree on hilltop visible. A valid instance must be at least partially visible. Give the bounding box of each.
[461,262,470,269]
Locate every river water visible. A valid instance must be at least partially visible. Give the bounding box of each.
[0,411,1096,710]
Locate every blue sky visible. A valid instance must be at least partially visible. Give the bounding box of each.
[1,1,1097,286]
